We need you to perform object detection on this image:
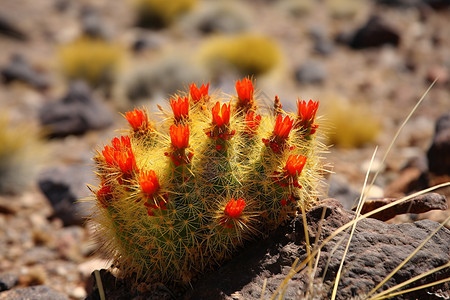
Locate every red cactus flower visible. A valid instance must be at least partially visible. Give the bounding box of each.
[170,124,190,150]
[236,78,254,106]
[224,198,245,218]
[139,170,160,197]
[97,184,113,208]
[190,83,209,103]
[115,150,136,175]
[285,155,307,177]
[125,109,150,132]
[244,111,261,134]
[273,114,294,140]
[296,99,319,135]
[102,136,136,175]
[170,96,189,121]
[212,101,231,128]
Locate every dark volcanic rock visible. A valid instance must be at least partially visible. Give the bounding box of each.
[356,193,448,221]
[0,14,28,40]
[39,81,114,138]
[38,164,94,226]
[0,285,69,300]
[1,54,49,90]
[188,198,450,299]
[340,16,400,49]
[427,111,450,175]
[86,198,450,299]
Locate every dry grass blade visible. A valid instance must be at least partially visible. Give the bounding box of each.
[261,278,267,300]
[94,269,106,300]
[367,262,450,300]
[331,147,378,300]
[366,79,437,196]
[268,182,450,299]
[365,214,450,298]
[291,182,450,282]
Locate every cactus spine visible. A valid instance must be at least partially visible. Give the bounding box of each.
[90,79,325,288]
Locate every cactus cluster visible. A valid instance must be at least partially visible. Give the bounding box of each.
[89,78,325,288]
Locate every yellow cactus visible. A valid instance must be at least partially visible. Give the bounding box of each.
[88,79,326,288]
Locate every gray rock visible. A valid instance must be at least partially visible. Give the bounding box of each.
[309,26,335,56]
[295,60,327,84]
[0,285,69,300]
[326,175,361,209]
[80,5,111,40]
[1,54,49,90]
[37,164,94,226]
[39,81,114,138]
[0,273,18,292]
[427,111,450,175]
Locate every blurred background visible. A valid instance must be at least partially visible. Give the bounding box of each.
[0,0,449,298]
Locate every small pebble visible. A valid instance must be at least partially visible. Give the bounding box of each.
[69,286,87,299]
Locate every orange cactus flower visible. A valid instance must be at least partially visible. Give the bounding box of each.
[170,96,189,121]
[115,149,136,175]
[236,78,254,106]
[285,155,307,177]
[139,170,160,196]
[296,99,319,135]
[224,198,245,218]
[170,124,190,150]
[102,136,136,175]
[263,115,294,153]
[273,114,294,140]
[212,101,231,128]
[244,111,261,134]
[190,83,209,103]
[125,109,150,132]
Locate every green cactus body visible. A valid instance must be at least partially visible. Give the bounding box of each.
[89,79,325,288]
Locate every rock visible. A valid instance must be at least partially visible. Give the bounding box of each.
[295,60,327,84]
[0,273,18,292]
[341,15,400,49]
[309,26,335,56]
[356,192,447,221]
[427,111,450,175]
[0,14,28,40]
[190,3,249,34]
[426,65,449,85]
[385,166,427,197]
[69,286,87,299]
[85,199,450,299]
[0,285,69,300]
[80,5,111,40]
[22,247,58,265]
[85,269,174,300]
[39,81,114,138]
[327,175,361,209]
[37,164,94,226]
[1,54,49,90]
[55,226,85,261]
[186,198,450,299]
[78,259,110,280]
[371,0,423,8]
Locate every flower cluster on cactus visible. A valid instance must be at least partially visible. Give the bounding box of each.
[89,78,324,288]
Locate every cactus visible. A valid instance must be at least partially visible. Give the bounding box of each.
[89,78,326,288]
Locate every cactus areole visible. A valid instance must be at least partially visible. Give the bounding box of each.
[89,79,325,288]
